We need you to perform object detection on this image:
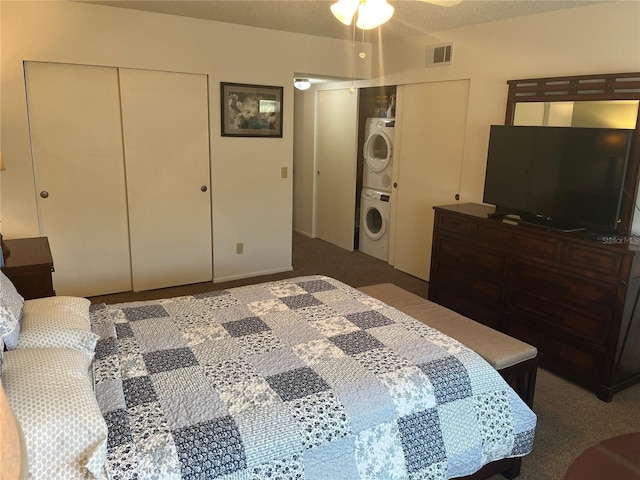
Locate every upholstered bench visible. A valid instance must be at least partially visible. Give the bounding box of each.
[358,283,539,408]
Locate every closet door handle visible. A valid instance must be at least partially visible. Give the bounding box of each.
[40,191,49,199]
[201,186,208,192]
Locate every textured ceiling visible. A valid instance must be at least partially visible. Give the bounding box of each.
[83,0,610,41]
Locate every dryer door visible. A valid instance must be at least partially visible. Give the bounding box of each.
[363,205,388,240]
[364,131,392,172]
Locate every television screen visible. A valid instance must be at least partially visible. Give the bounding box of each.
[483,125,633,232]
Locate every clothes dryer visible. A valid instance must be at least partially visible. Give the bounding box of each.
[359,188,391,261]
[363,118,394,192]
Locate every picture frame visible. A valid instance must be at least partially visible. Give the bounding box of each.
[221,82,283,138]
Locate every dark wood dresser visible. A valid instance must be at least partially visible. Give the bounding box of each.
[1,237,55,300]
[429,203,640,401]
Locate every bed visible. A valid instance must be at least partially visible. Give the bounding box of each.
[1,273,536,480]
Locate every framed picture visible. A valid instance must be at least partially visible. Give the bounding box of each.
[221,82,283,137]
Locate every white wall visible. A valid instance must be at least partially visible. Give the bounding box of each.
[0,0,371,284]
[371,1,640,204]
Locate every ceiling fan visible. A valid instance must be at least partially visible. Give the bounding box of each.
[331,0,463,30]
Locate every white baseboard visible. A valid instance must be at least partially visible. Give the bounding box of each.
[213,266,294,284]
[293,228,314,238]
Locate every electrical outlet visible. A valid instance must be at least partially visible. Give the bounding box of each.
[236,243,243,254]
[281,167,288,178]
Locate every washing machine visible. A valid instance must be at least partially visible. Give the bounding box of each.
[363,118,395,192]
[359,188,391,261]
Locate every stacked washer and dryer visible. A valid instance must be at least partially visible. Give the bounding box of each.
[359,118,394,261]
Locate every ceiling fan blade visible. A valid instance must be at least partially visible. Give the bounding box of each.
[418,0,463,6]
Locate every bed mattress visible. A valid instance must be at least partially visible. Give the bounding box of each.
[90,275,536,479]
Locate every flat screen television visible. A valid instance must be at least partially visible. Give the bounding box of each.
[483,125,634,232]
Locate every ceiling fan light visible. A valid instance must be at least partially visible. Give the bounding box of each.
[355,0,394,30]
[294,78,311,90]
[330,0,359,26]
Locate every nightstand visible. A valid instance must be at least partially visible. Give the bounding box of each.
[1,237,55,299]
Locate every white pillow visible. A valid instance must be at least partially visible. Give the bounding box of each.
[0,270,24,349]
[17,296,98,354]
[2,348,108,480]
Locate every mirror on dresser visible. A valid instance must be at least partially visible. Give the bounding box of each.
[504,73,640,233]
[513,99,638,130]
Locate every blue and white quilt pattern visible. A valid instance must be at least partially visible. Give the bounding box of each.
[90,275,536,480]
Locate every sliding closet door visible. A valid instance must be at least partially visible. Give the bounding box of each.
[119,69,212,291]
[25,62,132,296]
[392,80,470,280]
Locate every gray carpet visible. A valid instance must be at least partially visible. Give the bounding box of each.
[496,368,640,480]
[90,232,640,479]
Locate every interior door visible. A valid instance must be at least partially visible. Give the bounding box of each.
[119,68,212,291]
[315,89,359,250]
[391,80,470,280]
[25,62,133,297]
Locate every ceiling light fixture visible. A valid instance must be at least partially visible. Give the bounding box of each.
[331,0,394,30]
[293,78,311,90]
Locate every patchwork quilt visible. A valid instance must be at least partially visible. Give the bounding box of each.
[90,275,536,480]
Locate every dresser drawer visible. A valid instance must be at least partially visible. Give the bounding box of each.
[433,262,503,303]
[434,235,506,277]
[508,319,603,389]
[509,289,611,345]
[511,260,617,312]
[436,212,475,236]
[562,243,625,277]
[477,223,562,260]
[1,237,55,300]
[431,287,502,330]
[1,264,55,300]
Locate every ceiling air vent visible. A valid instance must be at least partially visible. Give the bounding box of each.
[426,43,453,67]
